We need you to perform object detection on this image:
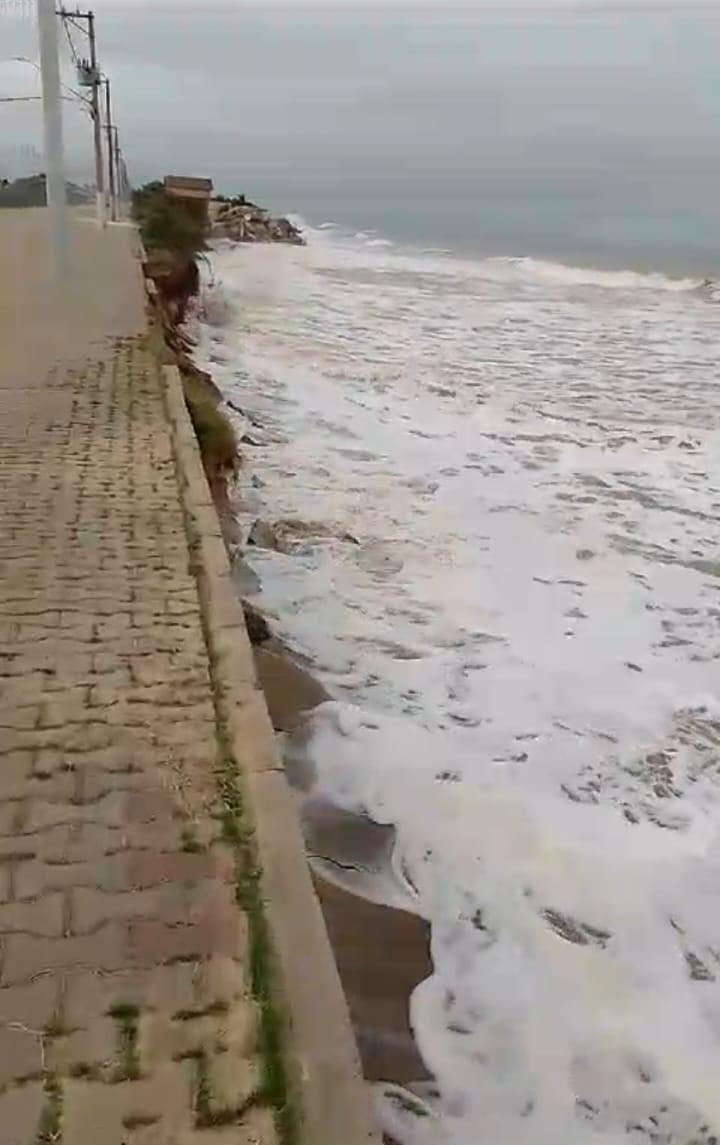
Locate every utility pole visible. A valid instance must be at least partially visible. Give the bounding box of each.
[112,127,123,217]
[37,0,70,275]
[86,10,105,226]
[103,77,115,221]
[60,8,107,226]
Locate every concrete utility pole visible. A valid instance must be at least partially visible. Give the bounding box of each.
[86,10,105,226]
[36,0,70,275]
[103,77,116,221]
[57,8,107,226]
[111,126,122,217]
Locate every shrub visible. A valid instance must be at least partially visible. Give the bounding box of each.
[132,181,206,257]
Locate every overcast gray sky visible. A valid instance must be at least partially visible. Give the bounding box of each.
[3,0,720,276]
[82,0,720,7]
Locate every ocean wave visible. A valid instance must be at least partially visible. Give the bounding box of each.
[492,255,707,293]
[297,221,712,295]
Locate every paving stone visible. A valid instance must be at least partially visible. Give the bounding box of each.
[0,891,65,937]
[0,750,33,790]
[62,1065,192,1144]
[63,964,199,1031]
[71,882,208,934]
[124,849,221,890]
[0,1024,45,1084]
[0,1081,45,1145]
[205,1053,259,1117]
[45,1016,118,1075]
[2,923,126,984]
[0,976,60,1028]
[14,853,126,900]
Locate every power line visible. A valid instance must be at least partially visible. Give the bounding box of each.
[59,12,89,38]
[8,57,92,113]
[62,14,79,65]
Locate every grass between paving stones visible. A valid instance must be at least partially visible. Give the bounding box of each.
[215,736,292,1138]
[36,1072,62,1144]
[109,1002,141,1081]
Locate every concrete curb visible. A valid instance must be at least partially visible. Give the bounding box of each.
[162,362,379,1145]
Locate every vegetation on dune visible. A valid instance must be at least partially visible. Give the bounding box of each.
[182,368,238,477]
[135,181,238,497]
[132,181,206,257]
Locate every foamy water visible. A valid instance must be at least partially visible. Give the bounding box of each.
[192,227,720,1145]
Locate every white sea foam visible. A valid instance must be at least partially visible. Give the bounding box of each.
[493,256,704,293]
[191,229,720,1145]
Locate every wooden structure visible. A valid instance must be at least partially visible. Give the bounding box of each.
[163,175,214,223]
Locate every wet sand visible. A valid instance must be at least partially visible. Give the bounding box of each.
[251,630,433,1087]
[313,875,431,1084]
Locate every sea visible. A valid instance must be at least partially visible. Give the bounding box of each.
[10,1,720,1141]
[186,5,719,1144]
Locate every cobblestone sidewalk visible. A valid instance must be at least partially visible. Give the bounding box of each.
[0,215,274,1143]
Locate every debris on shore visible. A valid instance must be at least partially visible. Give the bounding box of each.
[210,195,304,245]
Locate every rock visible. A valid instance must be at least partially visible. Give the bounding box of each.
[253,647,329,732]
[247,518,282,551]
[176,357,224,402]
[231,555,261,594]
[209,196,305,246]
[242,601,272,646]
[247,515,357,553]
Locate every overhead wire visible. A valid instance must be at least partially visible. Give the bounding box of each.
[62,17,79,65]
